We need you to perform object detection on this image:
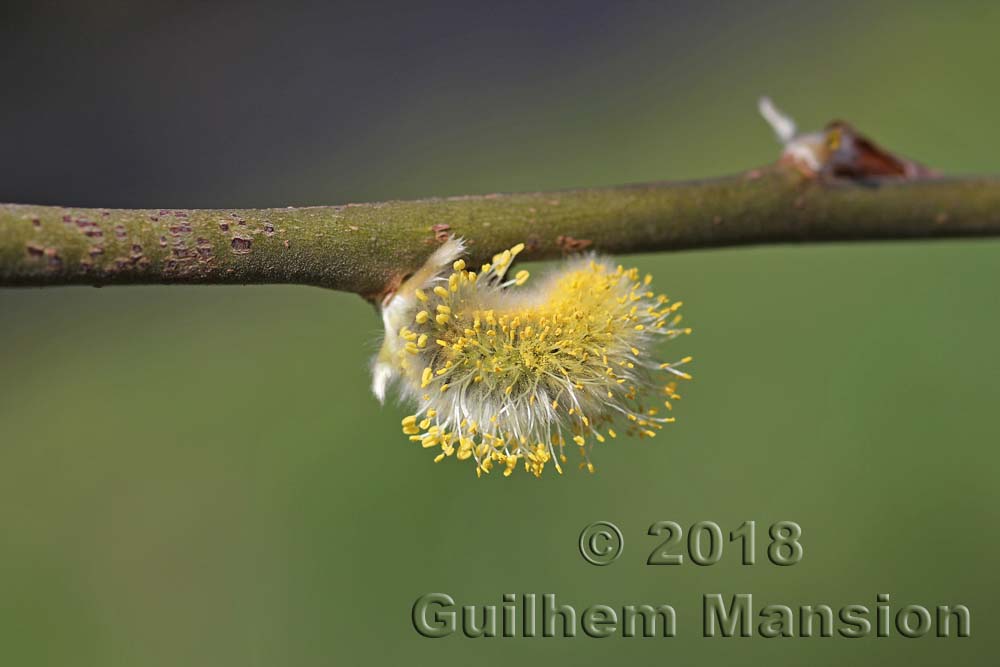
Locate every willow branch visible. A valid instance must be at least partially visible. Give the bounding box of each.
[3,103,999,301]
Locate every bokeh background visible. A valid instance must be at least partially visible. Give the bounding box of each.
[2,1,998,664]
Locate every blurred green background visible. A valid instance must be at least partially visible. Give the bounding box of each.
[1,1,998,664]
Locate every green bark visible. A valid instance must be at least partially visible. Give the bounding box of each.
[3,166,1000,300]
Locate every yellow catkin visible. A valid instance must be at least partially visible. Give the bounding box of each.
[373,238,692,478]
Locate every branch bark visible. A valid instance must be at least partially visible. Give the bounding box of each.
[3,165,1000,300]
[4,102,1000,301]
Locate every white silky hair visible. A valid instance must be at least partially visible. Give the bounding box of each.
[371,237,466,402]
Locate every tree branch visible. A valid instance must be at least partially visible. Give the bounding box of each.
[3,102,999,301]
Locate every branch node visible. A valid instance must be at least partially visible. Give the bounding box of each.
[759,96,937,182]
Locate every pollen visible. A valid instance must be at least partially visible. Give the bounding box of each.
[371,237,692,478]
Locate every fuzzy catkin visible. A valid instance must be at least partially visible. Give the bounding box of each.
[372,238,691,477]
